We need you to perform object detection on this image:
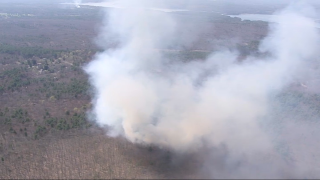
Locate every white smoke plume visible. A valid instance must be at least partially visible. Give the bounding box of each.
[73,0,82,8]
[85,0,320,178]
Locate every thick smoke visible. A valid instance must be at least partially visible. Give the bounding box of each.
[85,0,320,178]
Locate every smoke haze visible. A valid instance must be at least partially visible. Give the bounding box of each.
[85,0,320,178]
[73,0,82,7]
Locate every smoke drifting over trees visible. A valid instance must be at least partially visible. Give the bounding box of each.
[85,0,320,178]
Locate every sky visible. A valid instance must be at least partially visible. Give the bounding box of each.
[2,0,320,6]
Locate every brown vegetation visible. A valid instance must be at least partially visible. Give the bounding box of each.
[0,3,271,179]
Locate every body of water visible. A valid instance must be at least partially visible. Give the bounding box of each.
[228,13,320,28]
[61,2,189,12]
